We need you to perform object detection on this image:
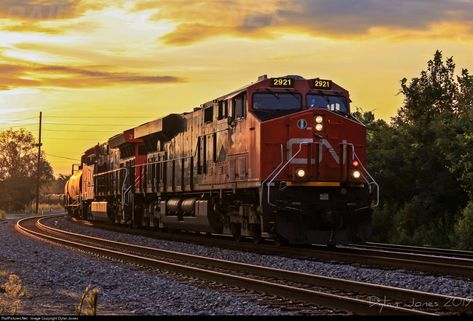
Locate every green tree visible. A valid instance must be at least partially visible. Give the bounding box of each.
[454,201,473,250]
[395,50,458,126]
[358,51,473,247]
[43,174,71,195]
[0,129,54,211]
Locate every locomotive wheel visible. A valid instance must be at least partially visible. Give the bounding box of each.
[230,223,242,242]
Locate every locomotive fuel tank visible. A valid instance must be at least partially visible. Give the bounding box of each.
[160,198,216,233]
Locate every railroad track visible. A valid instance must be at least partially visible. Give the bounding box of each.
[329,245,473,279]
[16,215,473,316]
[72,217,473,279]
[351,242,473,260]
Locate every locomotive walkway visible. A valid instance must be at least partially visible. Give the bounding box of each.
[16,215,473,315]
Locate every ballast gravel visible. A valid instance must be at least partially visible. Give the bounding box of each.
[50,215,473,300]
[2,214,473,315]
[0,217,296,316]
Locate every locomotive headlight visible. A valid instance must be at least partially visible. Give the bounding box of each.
[296,169,306,178]
[315,115,323,124]
[315,123,324,131]
[352,170,361,179]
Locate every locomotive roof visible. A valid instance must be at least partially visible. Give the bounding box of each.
[92,74,348,153]
[199,74,348,108]
[133,113,185,140]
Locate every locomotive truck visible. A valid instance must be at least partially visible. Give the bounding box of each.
[65,75,378,245]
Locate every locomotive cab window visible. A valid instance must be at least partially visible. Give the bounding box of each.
[204,106,214,123]
[233,94,246,119]
[253,92,301,111]
[307,94,348,114]
[251,92,301,120]
[217,100,228,120]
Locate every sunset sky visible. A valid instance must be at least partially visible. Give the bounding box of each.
[1,0,473,176]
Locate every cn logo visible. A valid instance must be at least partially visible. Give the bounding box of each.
[287,138,347,165]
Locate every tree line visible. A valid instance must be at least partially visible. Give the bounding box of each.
[0,128,66,212]
[356,50,473,250]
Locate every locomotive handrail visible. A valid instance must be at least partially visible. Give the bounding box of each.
[355,154,379,208]
[135,155,192,167]
[343,142,379,208]
[94,167,127,177]
[259,144,284,209]
[266,143,304,207]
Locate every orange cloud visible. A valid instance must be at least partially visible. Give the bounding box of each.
[132,0,473,45]
[0,0,81,20]
[0,63,41,89]
[160,22,276,45]
[2,1,473,43]
[133,0,280,45]
[0,0,119,34]
[0,61,182,90]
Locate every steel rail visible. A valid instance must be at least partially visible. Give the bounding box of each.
[72,216,473,279]
[354,242,473,260]
[14,215,459,315]
[328,246,473,277]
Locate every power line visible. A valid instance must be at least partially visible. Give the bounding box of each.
[0,123,37,129]
[46,116,154,119]
[5,116,38,122]
[45,137,103,141]
[43,123,130,127]
[43,129,117,133]
[0,117,39,128]
[46,153,80,161]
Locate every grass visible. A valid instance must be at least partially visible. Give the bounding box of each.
[1,272,99,316]
[2,203,65,217]
[37,203,65,214]
[77,285,99,316]
[0,271,27,315]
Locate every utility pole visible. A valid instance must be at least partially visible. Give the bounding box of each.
[35,112,42,214]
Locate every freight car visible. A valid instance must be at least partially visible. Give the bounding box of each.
[65,75,378,245]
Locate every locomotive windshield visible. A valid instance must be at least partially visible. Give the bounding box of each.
[307,95,348,114]
[253,92,301,111]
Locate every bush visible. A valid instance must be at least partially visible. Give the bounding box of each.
[0,272,27,315]
[370,203,397,243]
[453,202,473,250]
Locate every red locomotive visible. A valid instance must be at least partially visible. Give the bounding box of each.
[65,75,378,245]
